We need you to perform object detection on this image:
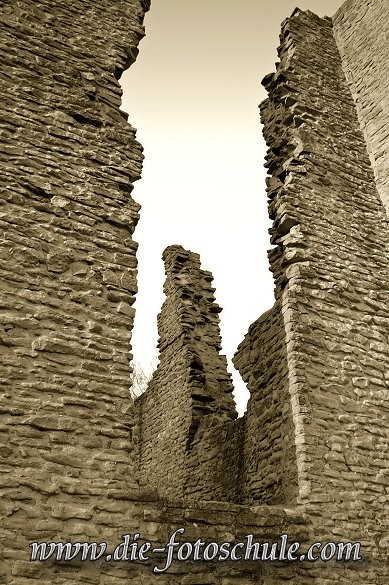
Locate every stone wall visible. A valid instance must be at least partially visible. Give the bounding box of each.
[1,0,149,581]
[234,305,298,505]
[2,0,389,583]
[333,0,389,213]
[245,6,389,582]
[137,245,241,502]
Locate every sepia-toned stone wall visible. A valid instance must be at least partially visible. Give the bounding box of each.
[0,0,148,582]
[137,245,240,502]
[1,0,389,583]
[233,305,299,505]
[237,6,389,582]
[333,0,389,213]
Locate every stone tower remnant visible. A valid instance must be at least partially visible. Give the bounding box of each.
[137,245,241,502]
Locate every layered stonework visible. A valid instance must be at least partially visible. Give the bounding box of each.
[234,7,389,583]
[0,0,149,582]
[333,0,389,212]
[136,245,241,501]
[234,306,298,505]
[1,0,389,583]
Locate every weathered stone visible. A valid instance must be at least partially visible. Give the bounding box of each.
[2,0,389,584]
[136,245,239,501]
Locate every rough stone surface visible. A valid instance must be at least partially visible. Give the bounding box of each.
[333,0,389,213]
[1,0,389,583]
[235,6,389,583]
[0,0,147,581]
[140,4,389,583]
[234,306,299,505]
[136,245,240,502]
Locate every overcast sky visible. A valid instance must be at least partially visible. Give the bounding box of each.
[121,0,344,414]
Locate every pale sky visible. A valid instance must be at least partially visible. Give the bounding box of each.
[121,0,344,414]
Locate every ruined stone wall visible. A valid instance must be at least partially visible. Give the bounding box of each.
[234,305,298,505]
[251,7,389,582]
[137,246,241,501]
[1,0,149,581]
[333,0,389,213]
[1,2,315,583]
[2,0,389,583]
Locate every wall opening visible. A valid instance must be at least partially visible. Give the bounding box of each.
[118,0,295,414]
